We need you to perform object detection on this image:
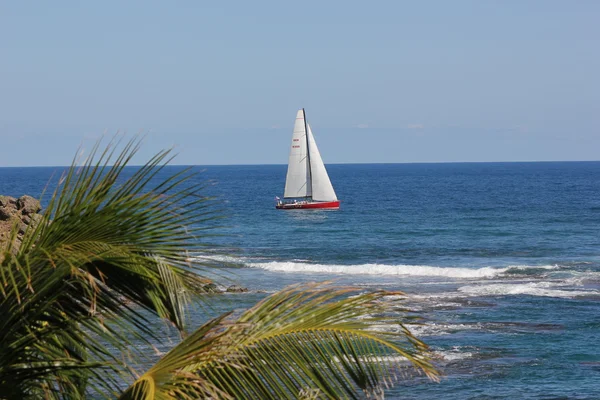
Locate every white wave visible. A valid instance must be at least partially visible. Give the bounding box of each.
[188,253,565,279]
[330,355,416,366]
[433,349,475,362]
[189,254,249,264]
[563,270,600,285]
[506,264,559,271]
[407,323,483,337]
[249,261,540,278]
[458,281,600,298]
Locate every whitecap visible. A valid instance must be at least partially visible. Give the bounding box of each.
[458,281,600,298]
[249,261,515,278]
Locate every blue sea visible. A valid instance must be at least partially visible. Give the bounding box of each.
[2,162,600,399]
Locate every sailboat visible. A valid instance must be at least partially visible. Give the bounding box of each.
[276,109,340,210]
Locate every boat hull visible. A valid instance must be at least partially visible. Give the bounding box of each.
[276,200,340,210]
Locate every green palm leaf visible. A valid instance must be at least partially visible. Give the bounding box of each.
[1,137,222,398]
[122,283,439,399]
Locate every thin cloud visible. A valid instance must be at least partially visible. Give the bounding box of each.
[407,123,424,129]
[355,123,369,129]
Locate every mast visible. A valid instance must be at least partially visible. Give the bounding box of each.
[303,108,312,200]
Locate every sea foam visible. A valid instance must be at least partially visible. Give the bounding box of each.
[248,261,557,279]
[458,281,599,298]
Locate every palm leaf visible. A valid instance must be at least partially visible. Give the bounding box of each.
[122,283,439,399]
[0,137,223,397]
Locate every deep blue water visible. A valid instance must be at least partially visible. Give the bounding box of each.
[2,162,600,399]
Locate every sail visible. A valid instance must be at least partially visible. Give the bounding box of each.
[307,123,338,201]
[283,109,312,198]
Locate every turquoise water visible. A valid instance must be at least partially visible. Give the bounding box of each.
[2,162,600,398]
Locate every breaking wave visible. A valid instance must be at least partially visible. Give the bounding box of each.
[248,261,559,279]
[458,281,600,298]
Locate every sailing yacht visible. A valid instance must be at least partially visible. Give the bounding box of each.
[276,109,340,209]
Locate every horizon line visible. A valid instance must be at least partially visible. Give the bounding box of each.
[1,159,599,168]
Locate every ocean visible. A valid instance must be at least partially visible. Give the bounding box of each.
[2,162,600,399]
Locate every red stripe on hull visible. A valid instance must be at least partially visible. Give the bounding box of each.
[276,201,340,210]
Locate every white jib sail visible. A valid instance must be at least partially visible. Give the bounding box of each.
[283,109,312,198]
[307,123,337,201]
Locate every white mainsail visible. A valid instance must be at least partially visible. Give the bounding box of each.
[283,109,311,198]
[283,109,337,202]
[306,123,337,201]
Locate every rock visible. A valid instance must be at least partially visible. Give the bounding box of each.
[0,194,43,261]
[18,222,28,235]
[0,207,12,221]
[30,214,43,225]
[226,284,248,293]
[17,196,41,215]
[0,196,16,208]
[0,196,18,221]
[201,283,220,293]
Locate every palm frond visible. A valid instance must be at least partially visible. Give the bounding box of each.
[21,136,220,328]
[0,136,223,397]
[123,283,439,399]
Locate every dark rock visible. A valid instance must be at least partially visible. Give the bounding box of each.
[202,283,222,293]
[0,207,12,221]
[226,284,248,293]
[17,196,41,215]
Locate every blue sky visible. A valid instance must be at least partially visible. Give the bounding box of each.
[1,1,598,166]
